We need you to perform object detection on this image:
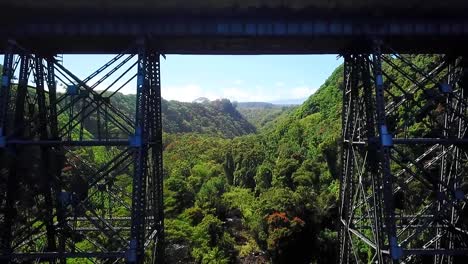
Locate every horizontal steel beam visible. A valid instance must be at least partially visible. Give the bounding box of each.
[67,217,133,221]
[3,16,468,53]
[403,249,468,256]
[393,138,468,144]
[4,3,468,18]
[73,227,154,231]
[7,16,468,38]
[0,252,126,260]
[5,139,157,146]
[363,137,468,145]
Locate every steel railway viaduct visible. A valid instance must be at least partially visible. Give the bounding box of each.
[1,1,468,263]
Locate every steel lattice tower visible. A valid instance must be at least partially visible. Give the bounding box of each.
[339,42,468,263]
[0,40,164,263]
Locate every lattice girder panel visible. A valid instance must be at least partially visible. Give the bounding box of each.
[0,40,164,264]
[340,49,468,264]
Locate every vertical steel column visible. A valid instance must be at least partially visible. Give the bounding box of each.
[371,43,401,263]
[434,56,468,264]
[363,53,386,264]
[127,41,165,264]
[46,56,67,264]
[434,57,454,264]
[339,55,356,264]
[128,43,164,264]
[340,54,389,263]
[148,52,164,263]
[0,46,14,255]
[0,47,14,141]
[128,42,147,263]
[35,56,58,263]
[2,54,30,256]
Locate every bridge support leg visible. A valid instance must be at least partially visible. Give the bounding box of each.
[35,55,59,264]
[46,56,67,264]
[433,56,468,264]
[0,40,164,264]
[0,44,15,256]
[3,54,30,258]
[340,53,390,264]
[340,45,468,263]
[371,43,400,263]
[129,40,165,264]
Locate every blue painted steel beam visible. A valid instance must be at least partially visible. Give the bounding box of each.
[6,16,468,37]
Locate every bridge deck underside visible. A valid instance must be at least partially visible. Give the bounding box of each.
[3,15,468,54]
[4,0,468,17]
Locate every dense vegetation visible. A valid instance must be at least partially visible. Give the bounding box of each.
[90,94,256,138]
[163,99,256,137]
[161,66,343,263]
[236,102,295,130]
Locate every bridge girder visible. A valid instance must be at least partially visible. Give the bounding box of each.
[3,16,468,54]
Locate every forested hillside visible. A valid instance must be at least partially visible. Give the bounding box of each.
[163,99,256,137]
[82,94,256,138]
[236,102,294,130]
[161,55,468,264]
[162,66,343,263]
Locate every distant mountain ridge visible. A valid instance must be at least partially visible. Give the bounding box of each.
[162,98,256,137]
[112,94,302,135]
[193,97,210,104]
[236,102,277,109]
[235,101,295,130]
[111,94,257,137]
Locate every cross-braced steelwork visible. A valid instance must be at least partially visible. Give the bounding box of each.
[339,42,468,263]
[0,40,164,263]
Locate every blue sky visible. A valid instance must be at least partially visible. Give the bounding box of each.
[3,54,343,103]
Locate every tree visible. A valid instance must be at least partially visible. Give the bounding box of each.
[196,176,226,214]
[254,163,272,193]
[223,152,235,185]
[191,214,234,264]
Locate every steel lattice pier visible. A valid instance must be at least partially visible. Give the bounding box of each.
[0,40,164,263]
[339,42,468,263]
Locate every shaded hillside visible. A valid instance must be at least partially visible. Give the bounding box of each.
[83,93,256,138]
[163,99,256,137]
